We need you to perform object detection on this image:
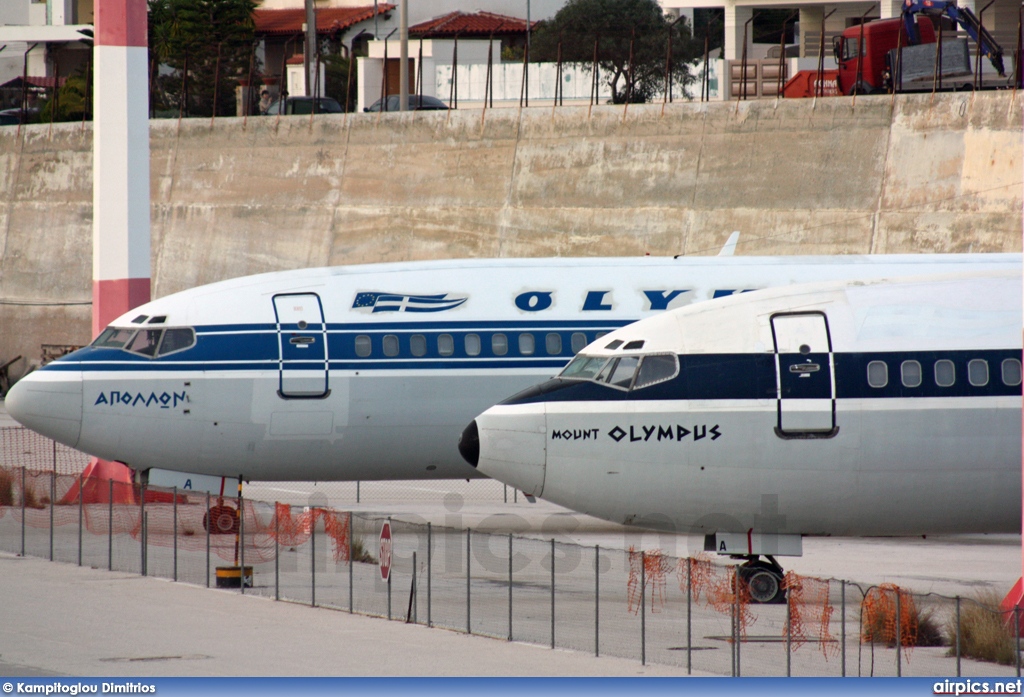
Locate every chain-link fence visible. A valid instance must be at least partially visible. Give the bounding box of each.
[1,461,1021,677]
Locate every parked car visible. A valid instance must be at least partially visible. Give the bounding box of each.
[0,107,39,125]
[364,95,449,112]
[264,96,343,115]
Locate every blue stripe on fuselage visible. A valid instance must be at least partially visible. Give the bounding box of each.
[502,349,1024,404]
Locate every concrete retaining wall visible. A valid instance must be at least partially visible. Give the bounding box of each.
[0,92,1020,377]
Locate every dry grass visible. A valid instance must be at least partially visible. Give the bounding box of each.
[351,536,377,564]
[862,598,946,647]
[947,590,1018,666]
[0,469,13,507]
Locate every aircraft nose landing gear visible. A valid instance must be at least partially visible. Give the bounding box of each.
[736,555,787,604]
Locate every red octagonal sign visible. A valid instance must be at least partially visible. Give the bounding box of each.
[379,521,393,582]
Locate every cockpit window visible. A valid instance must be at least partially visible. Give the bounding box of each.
[92,326,196,358]
[126,329,162,357]
[158,328,196,356]
[633,354,679,389]
[558,355,609,380]
[603,356,640,388]
[559,352,679,391]
[92,327,137,349]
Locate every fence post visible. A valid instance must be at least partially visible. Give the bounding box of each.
[49,467,54,561]
[356,481,360,504]
[205,492,210,588]
[1016,607,1021,678]
[550,538,555,650]
[275,504,280,602]
[731,566,737,677]
[311,509,316,607]
[640,550,646,666]
[426,521,432,627]
[955,595,961,677]
[77,472,83,566]
[508,533,513,641]
[595,544,600,657]
[140,484,146,576]
[386,516,392,620]
[142,511,147,576]
[107,478,113,571]
[895,590,902,677]
[786,587,792,676]
[841,580,847,677]
[409,551,417,624]
[21,467,25,558]
[687,558,692,675]
[466,527,471,634]
[349,512,354,613]
[735,565,741,676]
[239,496,245,596]
[172,486,178,582]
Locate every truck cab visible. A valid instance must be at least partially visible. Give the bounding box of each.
[833,16,936,93]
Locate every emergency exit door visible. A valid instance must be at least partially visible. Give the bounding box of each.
[771,312,836,437]
[273,293,330,399]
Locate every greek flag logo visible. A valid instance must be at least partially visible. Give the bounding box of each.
[352,292,468,313]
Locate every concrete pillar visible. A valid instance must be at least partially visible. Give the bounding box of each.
[724,4,753,60]
[878,0,902,19]
[92,0,150,337]
[799,7,823,57]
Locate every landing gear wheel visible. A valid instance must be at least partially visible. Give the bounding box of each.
[203,505,239,535]
[737,557,786,604]
[746,569,781,604]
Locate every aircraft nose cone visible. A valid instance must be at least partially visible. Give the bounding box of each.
[458,420,480,467]
[4,370,83,448]
[472,405,547,498]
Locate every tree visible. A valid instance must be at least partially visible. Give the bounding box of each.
[148,0,258,117]
[531,0,701,103]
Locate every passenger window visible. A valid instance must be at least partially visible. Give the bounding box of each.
[492,333,508,356]
[383,335,399,357]
[157,328,195,356]
[867,360,888,388]
[355,335,371,357]
[126,329,163,357]
[559,355,608,380]
[92,327,137,349]
[570,333,587,354]
[634,354,679,389]
[603,356,640,388]
[438,334,454,357]
[900,360,922,388]
[1002,358,1022,386]
[545,333,562,355]
[410,334,427,357]
[465,333,481,357]
[518,333,535,356]
[968,359,988,387]
[935,359,955,387]
[595,331,609,340]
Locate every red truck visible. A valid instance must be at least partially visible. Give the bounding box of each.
[783,0,1007,97]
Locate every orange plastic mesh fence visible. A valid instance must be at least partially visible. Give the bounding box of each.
[677,554,755,635]
[0,465,351,564]
[0,427,90,475]
[782,571,838,658]
[626,547,672,614]
[862,583,918,658]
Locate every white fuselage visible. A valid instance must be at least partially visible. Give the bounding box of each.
[470,271,1023,537]
[7,255,1021,485]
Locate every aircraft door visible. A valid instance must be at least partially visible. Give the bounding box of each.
[771,312,836,437]
[273,293,330,399]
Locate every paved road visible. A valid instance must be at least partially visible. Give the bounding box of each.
[0,553,689,677]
